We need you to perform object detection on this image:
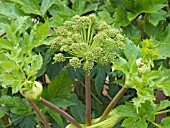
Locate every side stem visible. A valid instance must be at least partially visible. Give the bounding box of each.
[27,100,51,128]
[98,87,127,123]
[40,98,82,128]
[85,71,91,126]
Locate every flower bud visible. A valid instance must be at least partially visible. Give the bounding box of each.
[20,81,43,101]
[136,58,151,76]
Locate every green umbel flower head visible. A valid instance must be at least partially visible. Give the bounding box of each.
[52,14,126,73]
[53,53,65,62]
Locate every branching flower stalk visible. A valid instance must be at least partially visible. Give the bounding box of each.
[40,98,82,128]
[52,14,126,126]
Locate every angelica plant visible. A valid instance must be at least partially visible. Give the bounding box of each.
[52,14,126,125]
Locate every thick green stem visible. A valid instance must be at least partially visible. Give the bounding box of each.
[27,100,51,128]
[40,98,82,128]
[85,71,91,126]
[98,87,127,123]
[155,109,170,115]
[150,121,161,128]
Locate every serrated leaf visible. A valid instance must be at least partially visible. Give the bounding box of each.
[36,21,50,40]
[70,95,86,123]
[122,117,147,128]
[48,1,74,17]
[115,7,130,27]
[12,114,36,128]
[124,40,140,60]
[0,106,9,118]
[158,24,170,58]
[157,100,170,111]
[160,117,170,128]
[31,54,43,72]
[98,10,114,24]
[43,68,72,100]
[148,10,167,26]
[40,0,57,17]
[90,65,110,95]
[0,38,14,50]
[12,16,32,35]
[126,0,166,21]
[47,109,63,128]
[11,0,42,16]
[0,2,23,18]
[4,24,19,44]
[0,72,25,93]
[115,102,138,117]
[0,96,32,115]
[123,24,141,44]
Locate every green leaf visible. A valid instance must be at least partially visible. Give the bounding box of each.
[0,38,14,50]
[70,95,86,124]
[50,98,75,108]
[47,109,63,128]
[126,0,166,21]
[158,24,170,58]
[157,100,170,111]
[12,114,36,128]
[124,40,140,60]
[148,10,167,26]
[36,21,50,40]
[0,2,23,18]
[0,96,32,115]
[4,24,19,44]
[31,54,43,72]
[122,117,147,128]
[115,7,130,27]
[43,68,72,100]
[48,1,74,17]
[160,117,170,128]
[90,65,110,95]
[0,71,25,93]
[72,0,98,15]
[11,0,41,16]
[40,0,57,17]
[123,24,141,44]
[115,102,138,118]
[98,10,114,24]
[12,16,32,35]
[0,106,9,118]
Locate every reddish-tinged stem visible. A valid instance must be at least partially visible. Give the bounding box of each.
[27,100,51,128]
[85,71,91,126]
[98,87,127,123]
[40,98,82,128]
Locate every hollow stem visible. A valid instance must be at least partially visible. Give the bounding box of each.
[40,98,82,128]
[85,71,91,126]
[98,87,127,123]
[27,100,51,128]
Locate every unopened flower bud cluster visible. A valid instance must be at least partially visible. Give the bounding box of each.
[52,14,125,72]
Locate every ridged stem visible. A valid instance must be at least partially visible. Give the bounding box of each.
[98,87,127,122]
[27,100,51,128]
[40,98,82,128]
[85,71,91,126]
